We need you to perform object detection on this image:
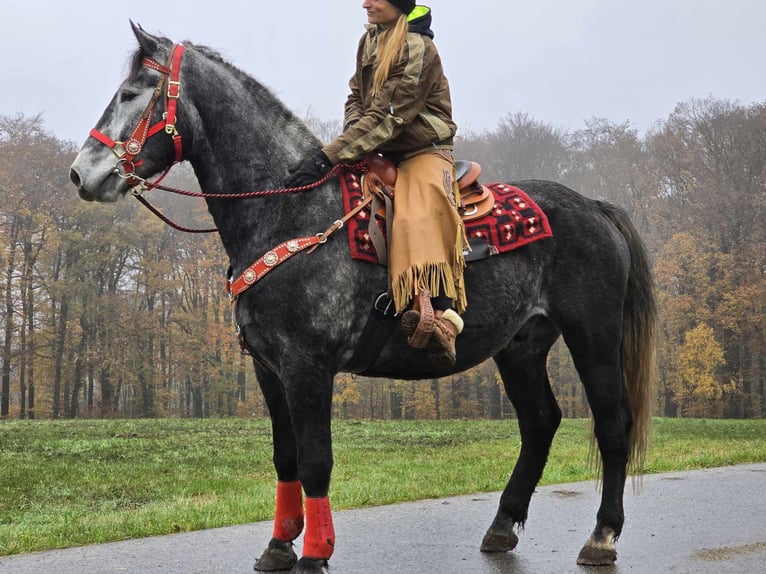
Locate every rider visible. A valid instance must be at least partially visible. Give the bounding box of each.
[286,0,467,368]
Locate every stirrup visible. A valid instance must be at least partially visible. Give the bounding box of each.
[402,291,434,349]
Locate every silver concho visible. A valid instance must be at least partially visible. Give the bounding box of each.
[286,240,300,253]
[243,270,257,284]
[126,140,141,155]
[263,251,279,267]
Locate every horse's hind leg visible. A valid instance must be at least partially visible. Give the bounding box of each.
[482,317,562,553]
[563,326,630,566]
[252,361,302,572]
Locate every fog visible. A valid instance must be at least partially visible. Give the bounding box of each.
[1,0,763,143]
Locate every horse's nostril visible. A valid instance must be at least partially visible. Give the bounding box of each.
[69,167,82,189]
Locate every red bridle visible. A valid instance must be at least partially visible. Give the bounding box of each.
[90,44,185,188]
[84,42,368,235]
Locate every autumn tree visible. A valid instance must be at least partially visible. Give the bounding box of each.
[1,100,763,421]
[669,323,728,418]
[649,97,766,254]
[455,112,570,183]
[567,118,657,233]
[0,114,75,418]
[333,373,361,419]
[650,98,766,417]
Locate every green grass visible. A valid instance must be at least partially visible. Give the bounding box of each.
[0,417,764,555]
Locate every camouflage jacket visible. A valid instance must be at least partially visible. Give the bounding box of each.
[322,7,456,164]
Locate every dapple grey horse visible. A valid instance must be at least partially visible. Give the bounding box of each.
[69,24,656,573]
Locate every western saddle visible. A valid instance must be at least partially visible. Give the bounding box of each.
[362,154,494,223]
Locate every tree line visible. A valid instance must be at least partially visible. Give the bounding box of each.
[1,96,764,421]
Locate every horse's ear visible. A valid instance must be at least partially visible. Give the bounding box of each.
[130,20,161,55]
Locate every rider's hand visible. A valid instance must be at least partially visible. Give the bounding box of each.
[285,149,333,188]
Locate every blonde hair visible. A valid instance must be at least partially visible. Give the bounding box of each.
[372,14,409,95]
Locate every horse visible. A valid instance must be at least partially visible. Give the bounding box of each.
[69,23,657,573]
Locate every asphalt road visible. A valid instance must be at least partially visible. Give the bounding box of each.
[1,463,764,574]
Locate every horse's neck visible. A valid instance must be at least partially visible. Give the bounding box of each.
[183,54,329,268]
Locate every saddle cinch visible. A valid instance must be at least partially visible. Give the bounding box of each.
[360,154,494,265]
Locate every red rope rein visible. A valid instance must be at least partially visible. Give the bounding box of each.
[132,160,368,234]
[134,194,218,234]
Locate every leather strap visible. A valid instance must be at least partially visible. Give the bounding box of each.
[362,172,394,266]
[164,44,184,145]
[314,195,371,244]
[89,44,185,184]
[227,193,376,300]
[367,194,392,266]
[346,292,399,374]
[141,57,171,75]
[227,237,321,299]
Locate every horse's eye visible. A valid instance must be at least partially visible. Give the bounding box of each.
[119,90,138,103]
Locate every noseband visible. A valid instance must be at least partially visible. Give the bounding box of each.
[89,44,185,189]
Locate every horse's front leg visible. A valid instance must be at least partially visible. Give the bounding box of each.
[252,361,304,573]
[282,363,336,574]
[255,364,335,574]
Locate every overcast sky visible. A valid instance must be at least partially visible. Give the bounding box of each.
[2,0,764,145]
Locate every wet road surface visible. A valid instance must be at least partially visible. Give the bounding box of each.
[1,463,764,573]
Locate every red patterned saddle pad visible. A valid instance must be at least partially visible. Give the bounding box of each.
[339,171,552,264]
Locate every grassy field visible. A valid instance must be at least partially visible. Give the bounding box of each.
[0,417,764,555]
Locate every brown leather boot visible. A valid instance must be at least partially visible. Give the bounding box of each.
[402,310,458,368]
[427,314,458,368]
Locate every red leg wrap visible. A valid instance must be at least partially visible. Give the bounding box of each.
[273,480,304,542]
[302,496,335,560]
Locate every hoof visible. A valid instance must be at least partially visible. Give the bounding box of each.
[576,529,617,566]
[254,539,298,572]
[480,528,519,553]
[291,557,329,574]
[576,545,617,566]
